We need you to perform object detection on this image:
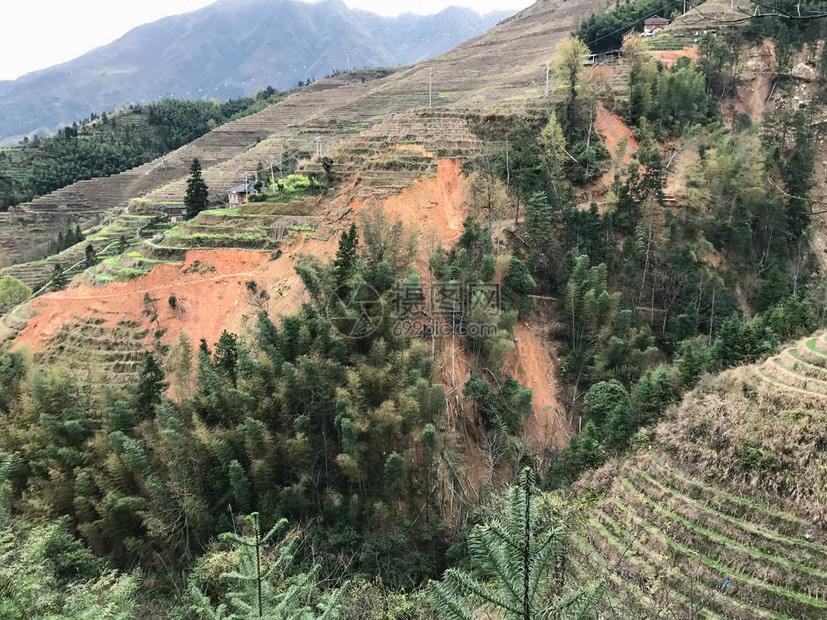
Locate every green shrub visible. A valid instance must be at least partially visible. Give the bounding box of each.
[0,276,32,313]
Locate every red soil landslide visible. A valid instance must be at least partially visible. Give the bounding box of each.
[13,242,333,355]
[352,159,469,248]
[646,46,699,68]
[508,321,571,451]
[594,102,638,165]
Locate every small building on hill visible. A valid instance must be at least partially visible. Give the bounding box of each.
[227,180,258,207]
[643,16,671,36]
[164,203,187,222]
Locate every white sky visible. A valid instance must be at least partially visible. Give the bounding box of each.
[0,0,533,81]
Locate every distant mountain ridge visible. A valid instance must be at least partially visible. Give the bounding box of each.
[0,0,513,142]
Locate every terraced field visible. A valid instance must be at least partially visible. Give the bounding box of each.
[0,0,620,268]
[0,212,163,291]
[302,108,485,197]
[755,333,827,400]
[36,312,154,384]
[578,332,827,619]
[584,455,827,619]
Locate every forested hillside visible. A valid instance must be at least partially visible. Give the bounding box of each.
[0,88,287,209]
[2,0,827,618]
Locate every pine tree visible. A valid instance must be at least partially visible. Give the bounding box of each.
[51,264,67,291]
[428,468,604,620]
[503,257,536,315]
[134,353,168,420]
[214,330,240,388]
[84,244,97,269]
[333,223,359,288]
[189,514,347,619]
[524,192,554,263]
[185,158,209,220]
[537,112,567,195]
[383,452,407,495]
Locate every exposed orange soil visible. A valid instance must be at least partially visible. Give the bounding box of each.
[587,102,640,209]
[507,321,570,452]
[647,46,699,68]
[594,102,638,165]
[14,237,336,354]
[353,159,469,250]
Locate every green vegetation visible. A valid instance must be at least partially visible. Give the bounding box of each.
[45,224,84,258]
[576,0,694,53]
[248,173,327,203]
[184,158,209,220]
[0,90,287,209]
[428,469,605,619]
[4,6,827,617]
[0,216,454,613]
[0,276,32,313]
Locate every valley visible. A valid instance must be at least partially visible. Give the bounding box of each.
[2,0,827,618]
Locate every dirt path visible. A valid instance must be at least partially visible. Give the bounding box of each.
[45,269,259,302]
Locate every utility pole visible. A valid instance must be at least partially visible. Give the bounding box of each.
[429,68,433,109]
[505,138,510,189]
[315,137,323,158]
[267,155,275,189]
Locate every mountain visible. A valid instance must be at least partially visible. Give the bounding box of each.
[0,0,513,142]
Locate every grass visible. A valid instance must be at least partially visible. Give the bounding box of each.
[757,368,826,398]
[590,517,731,620]
[634,469,827,554]
[805,338,827,358]
[201,208,241,215]
[438,91,458,98]
[769,356,827,390]
[601,503,799,620]
[646,454,805,527]
[165,229,264,241]
[668,534,826,610]
[619,477,827,579]
[88,257,153,282]
[787,348,827,371]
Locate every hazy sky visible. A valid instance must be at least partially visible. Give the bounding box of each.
[0,0,533,81]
